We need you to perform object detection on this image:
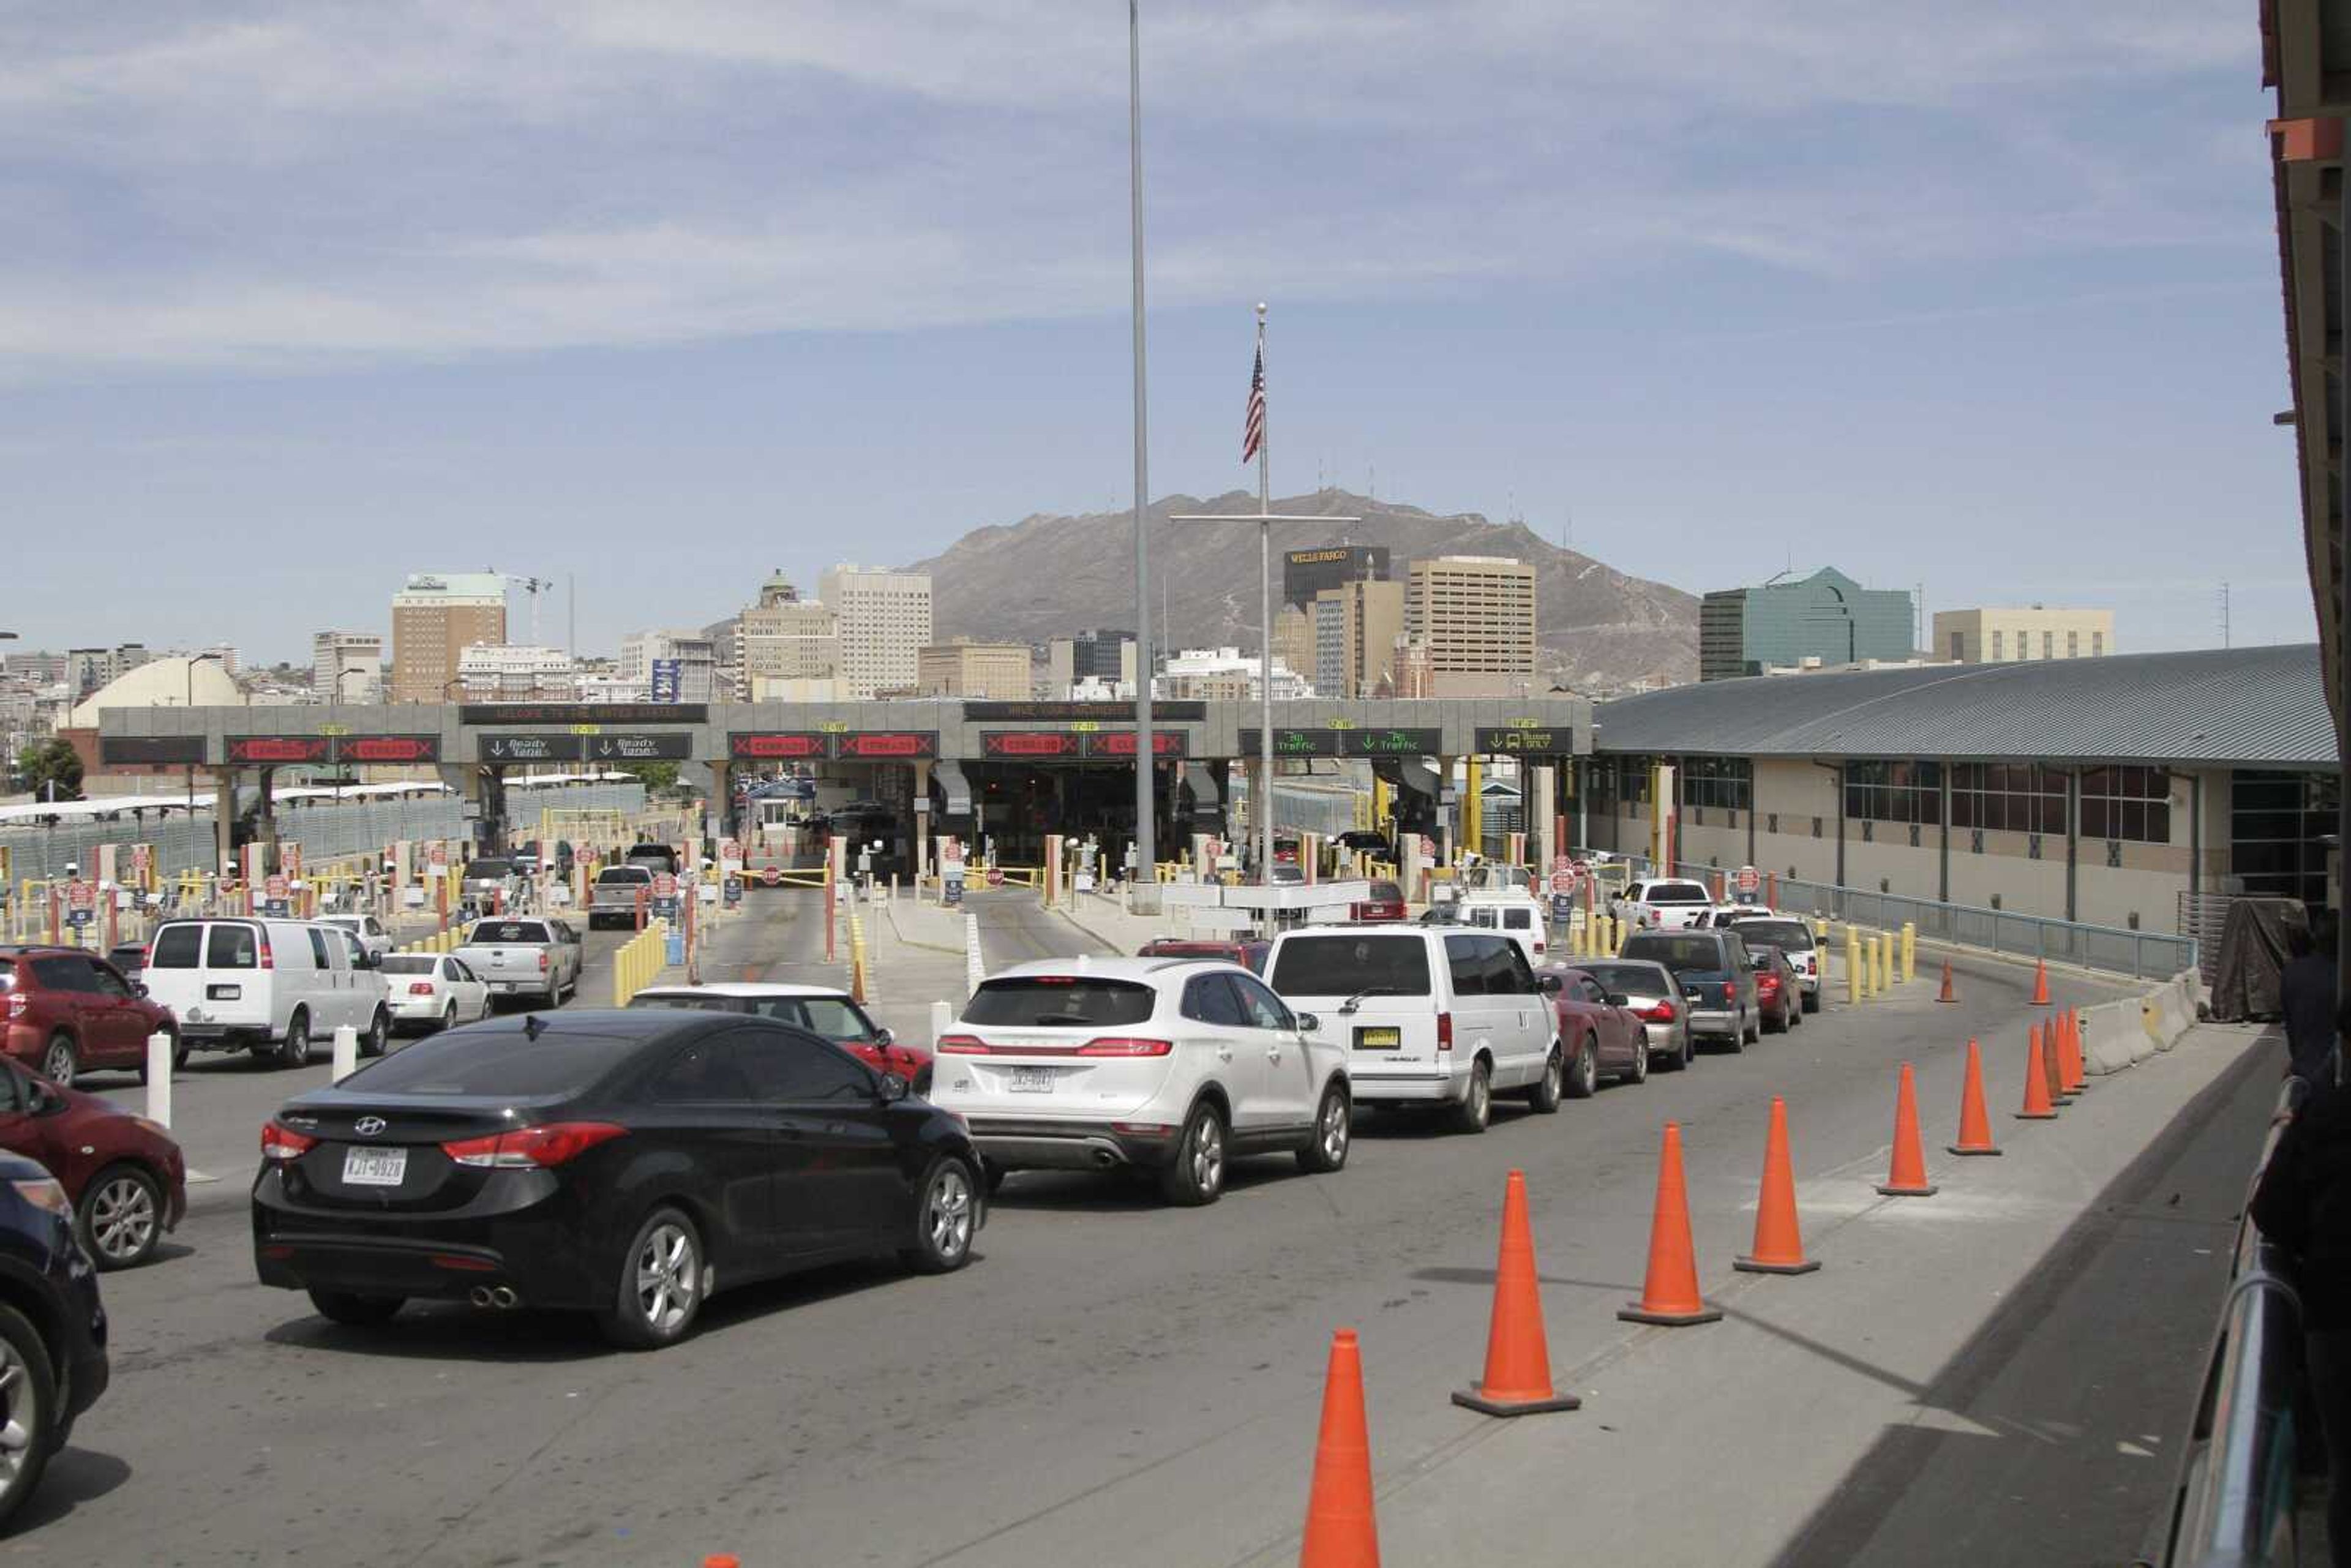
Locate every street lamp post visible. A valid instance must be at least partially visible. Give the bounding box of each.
[1127,0,1159,912]
[184,651,225,816]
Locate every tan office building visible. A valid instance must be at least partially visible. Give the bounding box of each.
[916,640,1033,699]
[1404,555,1538,689]
[390,573,506,703]
[819,565,933,699]
[741,599,841,686]
[1933,606,2113,664]
[1311,578,1406,698]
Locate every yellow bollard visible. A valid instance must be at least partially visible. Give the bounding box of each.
[1901,922,1916,983]
[1846,927,1863,1004]
[1878,932,1894,989]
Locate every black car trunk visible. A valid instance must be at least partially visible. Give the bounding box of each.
[277,1097,551,1214]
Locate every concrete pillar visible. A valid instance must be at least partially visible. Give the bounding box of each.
[212,769,238,881]
[1401,832,1427,904]
[1464,757,1483,860]
[255,768,280,875]
[1437,757,1456,866]
[1530,765,1558,871]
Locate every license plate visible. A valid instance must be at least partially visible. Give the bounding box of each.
[1354,1026,1401,1050]
[341,1147,408,1187]
[495,981,520,992]
[1007,1067,1056,1093]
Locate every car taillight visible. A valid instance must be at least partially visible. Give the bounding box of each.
[1437,1011,1453,1051]
[4,993,23,1018]
[538,950,550,972]
[408,981,436,996]
[936,1033,988,1054]
[1638,1000,1677,1023]
[1758,975,1780,995]
[1075,1037,1174,1057]
[1723,982,1736,1004]
[261,1121,318,1161]
[258,933,274,970]
[440,1122,627,1169]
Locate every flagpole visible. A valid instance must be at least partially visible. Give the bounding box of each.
[1127,0,1158,912]
[1256,302,1273,899]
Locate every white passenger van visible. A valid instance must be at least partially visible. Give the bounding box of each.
[141,917,391,1068]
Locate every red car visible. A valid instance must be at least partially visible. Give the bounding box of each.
[1,945,181,1089]
[1537,964,1651,1097]
[1135,937,1272,975]
[1745,943,1805,1034]
[1349,880,1407,922]
[0,1056,186,1269]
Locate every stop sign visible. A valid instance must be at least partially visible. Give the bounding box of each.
[1736,864,1760,895]
[761,865,782,887]
[1550,869,1575,894]
[266,874,288,899]
[653,871,678,898]
[986,868,1005,888]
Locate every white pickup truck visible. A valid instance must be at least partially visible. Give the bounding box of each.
[1610,878,1717,932]
[451,917,584,1007]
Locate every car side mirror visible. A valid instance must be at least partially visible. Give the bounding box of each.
[1606,993,1629,1008]
[131,980,149,998]
[1293,1011,1320,1033]
[1537,973,1564,994]
[872,1025,896,1047]
[27,1081,64,1116]
[876,1071,910,1103]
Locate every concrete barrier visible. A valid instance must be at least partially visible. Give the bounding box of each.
[2083,968,2207,1076]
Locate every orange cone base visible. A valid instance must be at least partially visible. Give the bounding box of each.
[1947,1142,2005,1157]
[2012,1108,2058,1120]
[1618,1301,1723,1326]
[1733,1253,1821,1275]
[1452,1384,1581,1417]
[1874,1180,1939,1197]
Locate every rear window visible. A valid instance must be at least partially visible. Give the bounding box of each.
[1646,884,1709,904]
[1269,936,1433,998]
[339,1021,649,1097]
[1734,920,1813,951]
[1581,962,1663,994]
[596,867,652,886]
[464,859,514,879]
[381,955,437,975]
[470,921,551,944]
[150,924,203,969]
[962,977,1157,1028]
[1368,882,1402,901]
[1620,934,1730,973]
[208,925,260,969]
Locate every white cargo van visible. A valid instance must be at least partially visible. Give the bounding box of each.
[1265,925,1560,1134]
[141,917,391,1068]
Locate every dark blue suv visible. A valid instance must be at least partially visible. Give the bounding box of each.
[0,1147,110,1526]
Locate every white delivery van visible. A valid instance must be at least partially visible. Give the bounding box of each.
[141,917,391,1068]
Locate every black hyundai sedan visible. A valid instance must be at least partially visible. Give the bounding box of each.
[252,1010,983,1349]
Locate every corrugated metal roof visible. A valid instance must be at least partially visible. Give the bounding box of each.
[1592,645,2337,767]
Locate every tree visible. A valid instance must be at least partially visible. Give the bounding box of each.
[615,760,680,793]
[15,738,83,802]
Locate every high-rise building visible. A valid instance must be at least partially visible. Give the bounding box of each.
[456,643,577,702]
[818,564,932,699]
[391,572,508,703]
[1403,556,1538,694]
[1699,568,1912,681]
[1932,606,2115,664]
[1045,629,1137,696]
[312,631,383,705]
[916,640,1033,699]
[1282,544,1389,609]
[65,645,148,698]
[1309,579,1406,699]
[618,630,721,703]
[740,593,841,693]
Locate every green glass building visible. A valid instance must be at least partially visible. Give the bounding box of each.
[1698,568,1914,681]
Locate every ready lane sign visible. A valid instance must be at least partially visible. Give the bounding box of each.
[479,733,577,763]
[590,733,693,762]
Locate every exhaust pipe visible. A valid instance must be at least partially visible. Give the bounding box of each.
[1092,1149,1119,1170]
[490,1286,519,1309]
[468,1286,495,1308]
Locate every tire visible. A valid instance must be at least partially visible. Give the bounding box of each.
[1624,1032,1651,1085]
[39,1033,76,1090]
[1297,1083,1352,1172]
[361,1010,389,1059]
[171,1028,190,1071]
[1156,1101,1228,1206]
[1764,998,1786,1035]
[307,1289,404,1327]
[912,1066,934,1098]
[441,1003,457,1032]
[1788,996,1804,1029]
[1745,1008,1762,1046]
[597,1206,706,1350]
[1801,989,1820,1015]
[0,1302,58,1531]
[77,1163,162,1270]
[899,1158,979,1274]
[1563,1033,1599,1100]
[981,1160,1010,1196]
[1445,1058,1493,1135]
[279,1010,311,1070]
[1527,1048,1564,1114]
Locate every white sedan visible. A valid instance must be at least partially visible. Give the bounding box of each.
[380,953,493,1033]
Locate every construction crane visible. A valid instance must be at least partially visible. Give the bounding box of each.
[492,571,553,647]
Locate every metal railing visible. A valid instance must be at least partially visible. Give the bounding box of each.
[2161,1079,2311,1566]
[1581,851,2197,980]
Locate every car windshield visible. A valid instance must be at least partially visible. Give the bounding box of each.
[1621,934,1729,973]
[380,955,437,975]
[1646,884,1709,904]
[338,1021,649,1096]
[1269,935,1433,997]
[1734,920,1813,950]
[464,859,513,879]
[962,978,1157,1027]
[1580,962,1664,994]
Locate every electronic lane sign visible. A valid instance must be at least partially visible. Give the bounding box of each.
[1083,730,1187,759]
[479,733,577,763]
[1472,725,1573,756]
[729,732,830,761]
[1240,727,1441,759]
[834,731,938,760]
[225,737,332,765]
[587,733,694,762]
[984,732,1082,759]
[337,734,440,764]
[98,735,207,767]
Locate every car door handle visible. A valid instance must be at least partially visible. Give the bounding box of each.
[1217,1046,1232,1062]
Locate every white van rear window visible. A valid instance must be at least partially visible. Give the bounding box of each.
[1269,936,1433,997]
[208,925,260,969]
[150,925,203,969]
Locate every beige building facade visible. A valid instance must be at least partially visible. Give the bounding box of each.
[1404,556,1537,686]
[1311,579,1406,698]
[819,565,932,699]
[915,640,1033,699]
[390,572,506,703]
[1933,606,2114,664]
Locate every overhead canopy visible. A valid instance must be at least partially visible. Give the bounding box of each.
[931,760,972,816]
[1181,762,1221,808]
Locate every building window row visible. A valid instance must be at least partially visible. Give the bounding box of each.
[1844,760,1941,825]
[1951,762,2064,836]
[2079,765,2170,844]
[1679,756,1752,812]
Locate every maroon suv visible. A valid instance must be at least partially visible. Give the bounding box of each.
[0,1056,186,1269]
[0,946,181,1089]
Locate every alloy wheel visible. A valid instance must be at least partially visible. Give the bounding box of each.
[1318,1092,1351,1165]
[88,1174,157,1265]
[0,1338,36,1491]
[1190,1112,1225,1195]
[926,1167,975,1262]
[39,1039,73,1089]
[633,1222,700,1334]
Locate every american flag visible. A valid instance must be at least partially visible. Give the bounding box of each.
[1241,331,1265,464]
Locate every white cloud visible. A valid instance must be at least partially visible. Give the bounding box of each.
[0,1,2263,377]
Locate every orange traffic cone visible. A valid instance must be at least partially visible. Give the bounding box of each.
[2040,1016,2066,1106]
[2058,1008,2087,1096]
[2030,959,2050,1006]
[1453,1171,1580,1416]
[2016,1026,2060,1120]
[1300,1329,1381,1568]
[1948,1039,2002,1156]
[1876,1063,1938,1196]
[1735,1098,1820,1275]
[1619,1123,1722,1326]
[1936,960,1958,1003]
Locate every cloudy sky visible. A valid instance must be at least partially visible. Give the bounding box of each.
[0,1,2299,662]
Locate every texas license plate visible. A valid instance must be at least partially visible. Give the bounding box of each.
[341,1147,408,1187]
[1354,1027,1401,1050]
[1007,1067,1056,1093]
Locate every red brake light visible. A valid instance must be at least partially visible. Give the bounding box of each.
[1437,1011,1454,1051]
[1074,1037,1174,1057]
[1638,1000,1677,1023]
[258,932,274,970]
[1724,982,1736,1003]
[261,1121,317,1161]
[408,981,436,996]
[936,1033,988,1054]
[538,950,550,972]
[440,1122,627,1169]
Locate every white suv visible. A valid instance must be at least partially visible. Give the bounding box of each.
[1614,878,1715,932]
[931,958,1352,1206]
[1265,926,1562,1134]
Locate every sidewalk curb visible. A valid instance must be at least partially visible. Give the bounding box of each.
[883,898,966,956]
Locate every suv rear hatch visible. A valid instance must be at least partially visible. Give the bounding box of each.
[1621,934,1737,1013]
[934,977,1176,1119]
[1268,933,1438,1079]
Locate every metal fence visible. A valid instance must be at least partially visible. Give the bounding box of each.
[1583,850,2197,981]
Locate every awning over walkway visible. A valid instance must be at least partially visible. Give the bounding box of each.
[932,760,972,816]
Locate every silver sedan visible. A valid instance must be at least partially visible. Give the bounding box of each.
[1573,958,1695,1072]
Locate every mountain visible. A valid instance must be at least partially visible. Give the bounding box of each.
[904,489,1698,691]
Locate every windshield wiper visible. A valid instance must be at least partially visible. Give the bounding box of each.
[1338,985,1402,1014]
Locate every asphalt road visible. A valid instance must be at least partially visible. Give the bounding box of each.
[18,896,2265,1567]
